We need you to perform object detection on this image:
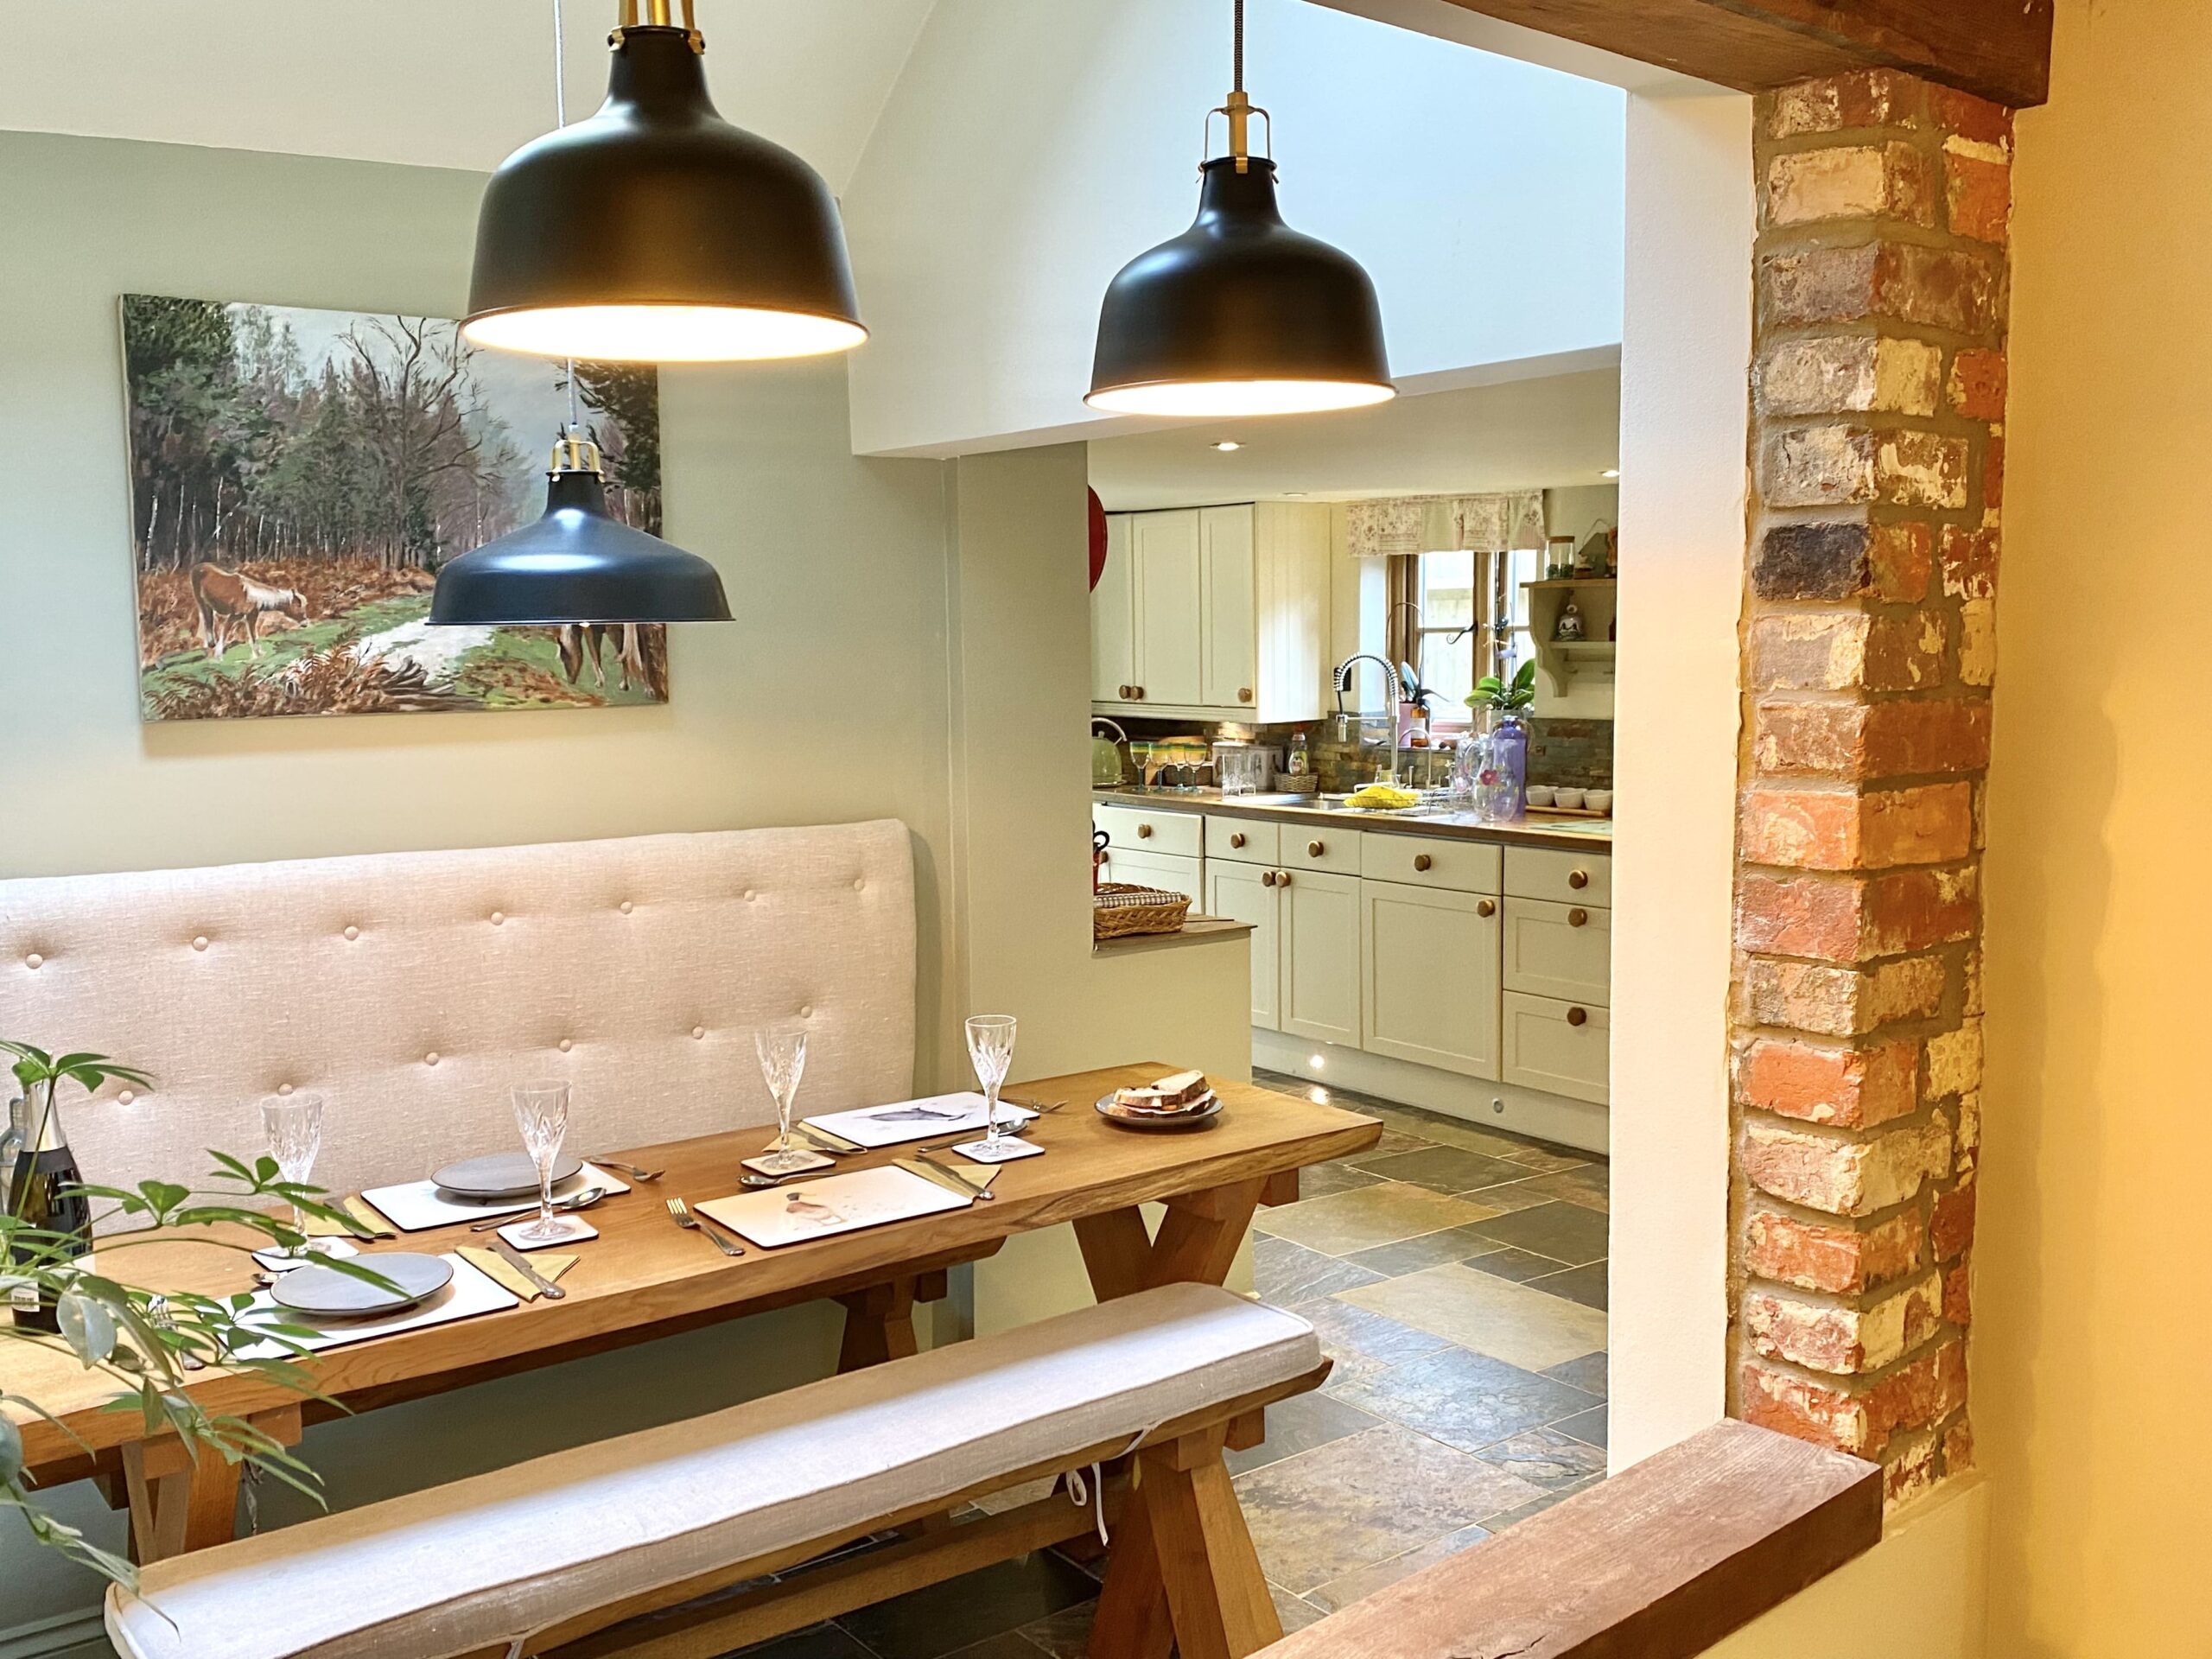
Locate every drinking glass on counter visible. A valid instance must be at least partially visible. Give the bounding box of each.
[260,1091,326,1257]
[965,1014,1018,1150]
[753,1023,814,1175]
[510,1081,573,1243]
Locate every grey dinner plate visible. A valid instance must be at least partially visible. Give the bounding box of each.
[432,1151,585,1198]
[1094,1091,1224,1131]
[270,1252,454,1319]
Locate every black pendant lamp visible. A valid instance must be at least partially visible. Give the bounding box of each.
[1087,0,1393,418]
[430,431,732,624]
[461,0,866,363]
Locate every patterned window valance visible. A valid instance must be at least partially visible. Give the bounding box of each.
[1343,492,1548,558]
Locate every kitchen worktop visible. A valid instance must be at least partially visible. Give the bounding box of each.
[1092,788,1613,853]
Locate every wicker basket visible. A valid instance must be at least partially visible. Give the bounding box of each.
[1093,881,1192,941]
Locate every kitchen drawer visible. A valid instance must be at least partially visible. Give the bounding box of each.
[1096,847,1204,908]
[1504,845,1611,906]
[1093,803,1202,859]
[1359,833,1501,894]
[1502,991,1610,1106]
[1503,898,1611,1007]
[1205,816,1280,865]
[1282,825,1362,874]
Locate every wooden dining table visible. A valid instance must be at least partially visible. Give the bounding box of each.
[10,1062,1380,1566]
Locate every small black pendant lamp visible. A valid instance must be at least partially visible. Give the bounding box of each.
[462,0,866,363]
[1087,0,1394,418]
[430,430,731,625]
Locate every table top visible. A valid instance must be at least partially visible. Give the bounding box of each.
[8,1063,1380,1474]
[1092,789,1614,851]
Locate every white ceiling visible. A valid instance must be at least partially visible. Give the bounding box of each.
[1087,359,1622,511]
[0,0,938,190]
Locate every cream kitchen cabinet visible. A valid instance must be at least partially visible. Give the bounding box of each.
[1096,845,1203,908]
[1279,868,1362,1047]
[1361,879,1503,1081]
[1503,992,1609,1104]
[1205,858,1281,1030]
[1091,503,1329,722]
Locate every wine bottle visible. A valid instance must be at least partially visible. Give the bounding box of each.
[6,1084,91,1334]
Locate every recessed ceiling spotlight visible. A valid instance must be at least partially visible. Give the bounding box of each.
[1599,467,1621,480]
[1283,491,1308,498]
[1212,440,1243,452]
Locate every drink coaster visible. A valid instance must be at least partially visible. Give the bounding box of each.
[742,1148,836,1177]
[495,1215,599,1249]
[949,1137,1045,1165]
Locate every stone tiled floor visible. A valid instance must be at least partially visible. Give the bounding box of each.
[724,1073,1609,1657]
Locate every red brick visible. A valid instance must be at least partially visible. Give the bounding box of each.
[1741,1339,1966,1459]
[1948,349,2008,421]
[1741,783,1974,871]
[1984,432,2005,514]
[1754,698,1992,779]
[1885,1431,1941,1508]
[1943,1262,1973,1326]
[1942,1416,1976,1475]
[1748,611,1947,694]
[1744,1202,1923,1293]
[1939,526,2000,601]
[1768,143,1936,228]
[1744,1275,1942,1374]
[1944,149,2012,245]
[1871,524,1932,601]
[1929,1182,1976,1262]
[1928,87,2014,150]
[1864,867,1980,955]
[1737,1037,1920,1129]
[1767,70,1924,138]
[1735,868,1976,963]
[1741,1116,1950,1216]
[1744,954,1946,1037]
[1763,242,2003,336]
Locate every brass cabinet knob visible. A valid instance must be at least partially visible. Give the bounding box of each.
[1414,853,1433,872]
[1261,870,1276,887]
[1567,1006,1589,1027]
[1307,839,1324,857]
[1137,823,1153,840]
[1117,683,1132,699]
[1568,868,1590,890]
[1230,832,1246,849]
[1478,899,1497,918]
[1132,685,1146,700]
[1276,872,1293,887]
[1238,688,1254,703]
[1568,907,1589,927]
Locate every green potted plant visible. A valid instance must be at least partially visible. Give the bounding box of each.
[2,1042,374,1591]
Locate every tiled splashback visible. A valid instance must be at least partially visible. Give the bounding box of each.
[1095,713,1614,791]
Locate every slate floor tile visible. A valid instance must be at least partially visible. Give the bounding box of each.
[1483,1475,1601,1530]
[1541,1351,1608,1397]
[1472,1200,1611,1267]
[1554,1405,1609,1448]
[1471,1427,1608,1491]
[1526,1261,1608,1311]
[1354,1146,1531,1194]
[835,1550,1096,1659]
[1299,1160,1386,1199]
[1337,1264,1608,1372]
[726,1624,877,1659]
[1233,1425,1538,1595]
[1452,1179,1556,1216]
[1522,1162,1610,1213]
[1459,1245,1575,1284]
[1301,1522,1493,1616]
[1256,1183,1497,1256]
[1332,1346,1599,1454]
[1344,1128,1441,1163]
[940,1637,1049,1659]
[1255,1234,1388,1304]
[1297,1296,1457,1370]
[1343,1224,1507,1279]
[1225,1389,1382,1476]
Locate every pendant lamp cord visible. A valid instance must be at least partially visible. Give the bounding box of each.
[552,0,581,433]
[1233,0,1243,93]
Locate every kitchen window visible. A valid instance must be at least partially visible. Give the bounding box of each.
[1389,547,1542,728]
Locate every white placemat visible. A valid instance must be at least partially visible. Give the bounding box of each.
[696,1164,969,1249]
[232,1253,519,1358]
[358,1164,630,1232]
[803,1092,1036,1150]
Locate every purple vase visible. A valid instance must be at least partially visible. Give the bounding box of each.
[1474,711,1529,823]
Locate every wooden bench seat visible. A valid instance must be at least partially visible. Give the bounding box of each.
[106,1283,1325,1659]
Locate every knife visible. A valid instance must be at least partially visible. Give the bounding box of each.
[799,1121,865,1154]
[489,1236,566,1300]
[899,1153,998,1203]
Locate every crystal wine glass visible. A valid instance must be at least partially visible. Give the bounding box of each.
[510,1082,573,1244]
[260,1092,325,1257]
[753,1024,813,1175]
[965,1014,1018,1151]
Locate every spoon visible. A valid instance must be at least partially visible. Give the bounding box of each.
[738,1171,809,1189]
[471,1185,607,1230]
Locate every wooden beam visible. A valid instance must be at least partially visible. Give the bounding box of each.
[1431,0,2052,107]
[1253,1421,1882,1659]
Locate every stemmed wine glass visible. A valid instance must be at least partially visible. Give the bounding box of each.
[260,1092,326,1258]
[510,1082,573,1243]
[965,1015,1018,1151]
[753,1024,814,1175]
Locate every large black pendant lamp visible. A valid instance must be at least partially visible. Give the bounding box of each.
[1087,0,1394,418]
[430,431,731,624]
[461,0,866,363]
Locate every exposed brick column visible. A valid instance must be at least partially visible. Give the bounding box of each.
[1732,72,2010,1506]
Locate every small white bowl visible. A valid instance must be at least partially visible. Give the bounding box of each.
[1585,790,1614,815]
[1525,785,1556,807]
[1554,787,1586,810]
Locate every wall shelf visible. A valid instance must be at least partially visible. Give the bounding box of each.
[1520,580,1618,710]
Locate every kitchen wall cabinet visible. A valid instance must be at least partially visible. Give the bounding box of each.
[1362,879,1503,1079]
[1091,503,1329,722]
[1280,868,1362,1048]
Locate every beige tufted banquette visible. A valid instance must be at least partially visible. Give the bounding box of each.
[0,822,917,1213]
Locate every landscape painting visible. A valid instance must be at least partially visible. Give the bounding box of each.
[121,295,670,721]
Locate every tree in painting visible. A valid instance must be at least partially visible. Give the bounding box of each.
[123,296,670,720]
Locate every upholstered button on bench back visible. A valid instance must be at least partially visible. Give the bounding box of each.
[0,823,916,1211]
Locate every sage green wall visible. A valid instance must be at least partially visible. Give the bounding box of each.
[0,130,963,1643]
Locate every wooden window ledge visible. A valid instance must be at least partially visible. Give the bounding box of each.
[1257,1420,1880,1658]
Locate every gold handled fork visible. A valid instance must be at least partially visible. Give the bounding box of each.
[667,1197,744,1256]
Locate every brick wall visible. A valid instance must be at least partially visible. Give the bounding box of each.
[1732,71,2008,1506]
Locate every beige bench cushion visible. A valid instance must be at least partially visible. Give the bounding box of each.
[106,1283,1319,1659]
